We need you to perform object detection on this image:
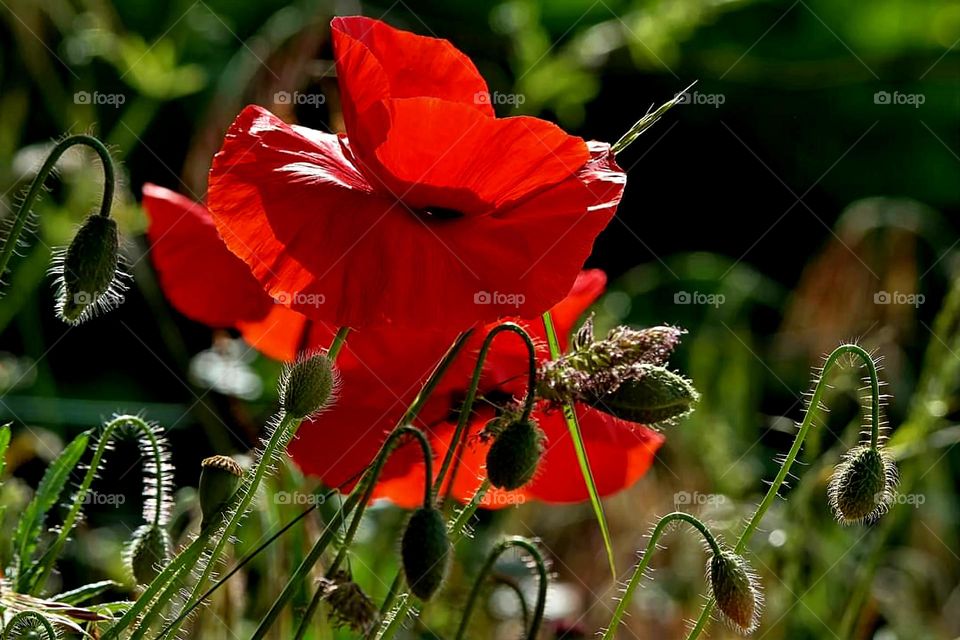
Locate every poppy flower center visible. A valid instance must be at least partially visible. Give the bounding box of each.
[417,206,465,221]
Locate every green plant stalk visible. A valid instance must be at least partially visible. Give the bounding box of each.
[603,512,721,639]
[252,330,470,639]
[439,322,537,502]
[3,611,58,640]
[0,134,115,280]
[610,82,695,156]
[455,537,548,640]
[128,327,351,639]
[25,415,167,594]
[542,310,617,580]
[292,427,434,639]
[373,480,490,640]
[685,344,881,639]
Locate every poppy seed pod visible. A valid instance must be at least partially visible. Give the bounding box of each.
[125,523,172,585]
[281,352,336,420]
[828,445,898,525]
[709,550,762,635]
[485,419,544,490]
[590,365,698,425]
[54,214,126,325]
[198,454,243,529]
[401,507,451,600]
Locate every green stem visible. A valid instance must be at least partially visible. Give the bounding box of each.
[293,427,434,639]
[542,310,617,580]
[25,415,168,594]
[0,134,115,280]
[603,512,721,640]
[685,343,882,639]
[438,322,537,502]
[455,537,548,640]
[3,611,58,640]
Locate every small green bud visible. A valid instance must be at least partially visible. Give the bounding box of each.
[709,550,761,635]
[56,214,125,325]
[401,507,451,600]
[281,352,336,419]
[198,454,243,529]
[125,523,172,585]
[590,364,698,425]
[828,445,898,525]
[485,419,543,490]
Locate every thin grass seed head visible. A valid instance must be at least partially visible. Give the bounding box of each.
[708,550,762,635]
[52,215,127,325]
[485,418,544,490]
[589,364,699,424]
[280,352,337,420]
[318,570,379,634]
[198,455,243,530]
[401,506,451,600]
[828,445,899,524]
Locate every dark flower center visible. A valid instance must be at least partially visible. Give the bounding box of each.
[418,206,464,221]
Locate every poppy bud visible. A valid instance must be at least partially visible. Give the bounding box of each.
[709,550,761,635]
[590,364,698,425]
[318,570,379,633]
[54,214,126,325]
[198,454,243,529]
[281,352,336,420]
[485,419,544,490]
[401,507,451,600]
[828,445,898,525]
[125,523,172,585]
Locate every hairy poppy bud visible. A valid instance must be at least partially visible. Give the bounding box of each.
[281,352,336,420]
[319,570,379,633]
[485,419,544,490]
[401,507,451,600]
[828,445,898,525]
[125,523,172,585]
[590,364,698,425]
[54,214,126,325]
[198,454,243,529]
[709,550,761,635]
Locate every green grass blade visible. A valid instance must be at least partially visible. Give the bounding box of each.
[541,311,617,581]
[12,430,90,590]
[0,423,11,480]
[52,579,122,605]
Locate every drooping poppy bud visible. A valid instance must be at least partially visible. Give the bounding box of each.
[401,507,451,600]
[198,454,243,530]
[589,364,698,425]
[709,550,761,635]
[125,523,172,585]
[318,570,379,633]
[828,445,898,525]
[53,214,127,325]
[281,352,336,420]
[485,419,544,490]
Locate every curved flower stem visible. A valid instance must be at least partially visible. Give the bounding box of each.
[3,611,58,640]
[602,512,721,640]
[685,343,881,639]
[542,310,617,580]
[438,322,537,502]
[128,327,351,640]
[251,330,470,640]
[25,414,169,594]
[0,134,115,280]
[455,537,548,640]
[372,480,490,640]
[292,427,434,639]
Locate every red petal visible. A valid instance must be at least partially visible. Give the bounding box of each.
[142,184,273,327]
[331,16,493,159]
[524,405,664,503]
[208,107,621,329]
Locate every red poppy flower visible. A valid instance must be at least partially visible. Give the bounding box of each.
[206,15,626,331]
[289,270,665,508]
